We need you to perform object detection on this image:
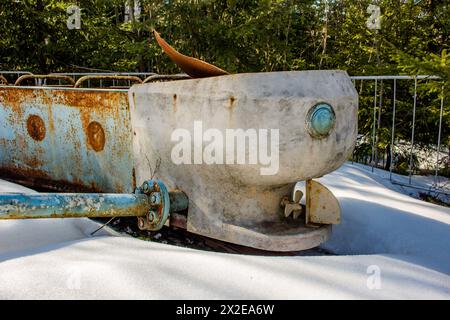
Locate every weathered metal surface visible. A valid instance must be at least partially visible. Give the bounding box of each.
[74,75,142,88]
[305,180,341,225]
[169,212,188,229]
[129,70,357,251]
[168,189,189,213]
[0,193,149,219]
[86,121,105,152]
[15,74,75,86]
[26,114,46,141]
[0,179,188,228]
[0,86,135,193]
[152,30,229,78]
[137,179,171,231]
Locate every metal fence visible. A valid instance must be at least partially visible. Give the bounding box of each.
[350,75,448,196]
[0,71,156,87]
[50,72,155,86]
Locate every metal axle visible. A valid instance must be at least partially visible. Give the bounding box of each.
[0,193,150,220]
[0,179,189,231]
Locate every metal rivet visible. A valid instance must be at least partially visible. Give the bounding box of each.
[150,192,161,206]
[26,115,46,141]
[87,121,105,152]
[142,181,149,193]
[138,217,145,229]
[148,210,156,223]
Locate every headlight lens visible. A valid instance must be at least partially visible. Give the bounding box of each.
[307,103,336,138]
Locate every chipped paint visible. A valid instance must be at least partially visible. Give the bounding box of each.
[0,193,149,219]
[0,86,135,193]
[26,114,46,141]
[86,121,105,152]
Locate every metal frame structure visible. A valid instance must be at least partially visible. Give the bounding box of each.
[2,71,447,196]
[350,75,448,195]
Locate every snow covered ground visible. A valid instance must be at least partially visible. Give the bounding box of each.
[349,162,450,205]
[0,163,449,299]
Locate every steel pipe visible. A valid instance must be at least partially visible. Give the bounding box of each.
[0,193,149,220]
[0,180,189,221]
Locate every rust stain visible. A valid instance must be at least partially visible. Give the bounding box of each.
[0,87,133,193]
[26,114,46,141]
[86,121,105,152]
[52,89,124,111]
[0,167,102,193]
[229,96,236,109]
[228,96,236,123]
[132,168,137,190]
[173,94,177,113]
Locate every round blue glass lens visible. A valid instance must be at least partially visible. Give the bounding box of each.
[307,103,336,137]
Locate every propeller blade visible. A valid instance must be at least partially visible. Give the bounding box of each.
[152,30,229,78]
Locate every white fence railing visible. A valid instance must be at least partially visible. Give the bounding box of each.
[350,75,448,195]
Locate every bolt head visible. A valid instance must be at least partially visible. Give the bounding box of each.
[148,210,156,223]
[150,192,161,206]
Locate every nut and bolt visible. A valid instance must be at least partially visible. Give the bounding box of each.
[138,217,145,229]
[148,210,156,223]
[142,181,150,193]
[150,192,161,206]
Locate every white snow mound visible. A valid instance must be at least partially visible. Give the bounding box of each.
[0,163,449,299]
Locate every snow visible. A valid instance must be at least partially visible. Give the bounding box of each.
[317,163,450,275]
[0,163,449,299]
[349,162,450,204]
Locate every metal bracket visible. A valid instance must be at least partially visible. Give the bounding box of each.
[305,180,341,225]
[0,179,188,232]
[136,179,171,231]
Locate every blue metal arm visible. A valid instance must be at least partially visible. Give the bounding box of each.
[0,179,188,231]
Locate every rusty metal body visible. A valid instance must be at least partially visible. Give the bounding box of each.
[0,86,135,193]
[0,70,356,251]
[0,192,149,219]
[130,71,357,251]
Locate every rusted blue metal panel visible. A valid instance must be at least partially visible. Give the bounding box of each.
[0,86,135,193]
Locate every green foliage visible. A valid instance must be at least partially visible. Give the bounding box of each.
[1,1,448,75]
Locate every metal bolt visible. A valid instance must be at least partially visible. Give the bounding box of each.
[138,217,145,229]
[150,192,161,206]
[148,210,156,223]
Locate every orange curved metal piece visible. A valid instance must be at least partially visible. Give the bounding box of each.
[152,30,229,78]
[0,75,8,85]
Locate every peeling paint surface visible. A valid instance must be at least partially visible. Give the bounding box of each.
[0,86,135,193]
[0,193,148,219]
